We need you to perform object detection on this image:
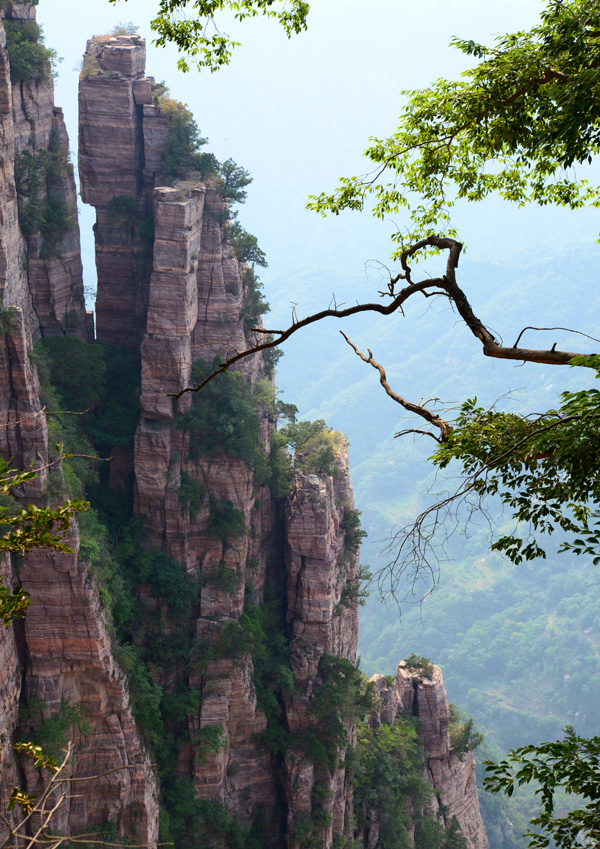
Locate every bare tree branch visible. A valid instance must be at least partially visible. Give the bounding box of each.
[1,744,168,849]
[512,326,600,348]
[170,236,593,400]
[340,331,453,442]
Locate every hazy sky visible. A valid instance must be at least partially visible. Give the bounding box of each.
[39,0,600,290]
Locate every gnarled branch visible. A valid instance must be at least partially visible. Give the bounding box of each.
[171,235,592,400]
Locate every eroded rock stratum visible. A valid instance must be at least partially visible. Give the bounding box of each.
[0,9,487,849]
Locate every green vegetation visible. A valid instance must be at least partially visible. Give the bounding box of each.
[431,365,600,567]
[354,714,465,849]
[220,158,252,204]
[132,0,310,72]
[304,655,376,772]
[308,1,600,250]
[281,419,345,477]
[21,698,91,760]
[207,496,247,541]
[107,194,138,224]
[178,364,264,466]
[193,724,226,765]
[177,471,206,521]
[158,95,216,181]
[4,19,58,83]
[484,727,600,849]
[15,130,74,257]
[240,265,269,329]
[229,220,268,267]
[341,508,367,555]
[448,704,484,760]
[404,654,435,680]
[111,22,140,35]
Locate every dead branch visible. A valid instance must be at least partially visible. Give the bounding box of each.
[340,331,453,442]
[1,744,168,849]
[512,326,600,348]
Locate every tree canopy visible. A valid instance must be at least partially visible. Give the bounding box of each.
[309,0,600,252]
[110,0,310,72]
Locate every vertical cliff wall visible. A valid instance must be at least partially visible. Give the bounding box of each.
[0,5,86,339]
[0,7,158,847]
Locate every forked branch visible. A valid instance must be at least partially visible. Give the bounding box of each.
[171,235,592,399]
[340,332,452,442]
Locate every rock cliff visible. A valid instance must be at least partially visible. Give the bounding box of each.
[368,664,488,849]
[0,7,157,846]
[0,14,488,849]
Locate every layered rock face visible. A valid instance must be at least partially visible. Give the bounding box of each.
[79,35,167,349]
[368,664,488,849]
[0,8,158,846]
[283,457,359,845]
[0,4,86,339]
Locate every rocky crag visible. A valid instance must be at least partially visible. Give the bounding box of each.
[368,665,488,849]
[0,12,488,849]
[0,4,157,843]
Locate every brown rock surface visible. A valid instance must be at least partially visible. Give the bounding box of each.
[0,4,86,338]
[283,451,359,848]
[0,19,158,842]
[369,663,488,849]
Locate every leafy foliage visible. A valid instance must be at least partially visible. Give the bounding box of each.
[193,723,226,764]
[305,655,376,771]
[21,698,91,761]
[207,496,247,541]
[220,157,252,203]
[483,726,600,849]
[341,508,367,555]
[432,356,600,566]
[111,22,140,35]
[4,19,58,83]
[177,471,206,521]
[229,220,268,267]
[404,653,435,680]
[15,130,74,257]
[178,363,266,469]
[281,419,345,477]
[107,194,138,223]
[158,96,213,179]
[448,703,484,760]
[354,715,444,849]
[0,459,86,558]
[120,0,310,72]
[240,265,270,329]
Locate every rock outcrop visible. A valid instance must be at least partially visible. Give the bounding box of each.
[369,664,488,849]
[0,7,158,845]
[0,4,86,340]
[283,456,359,845]
[0,15,488,849]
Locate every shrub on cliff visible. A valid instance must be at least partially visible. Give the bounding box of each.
[157,95,216,180]
[4,19,58,83]
[281,418,345,477]
[448,703,484,760]
[404,653,435,680]
[177,363,265,471]
[14,130,74,257]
